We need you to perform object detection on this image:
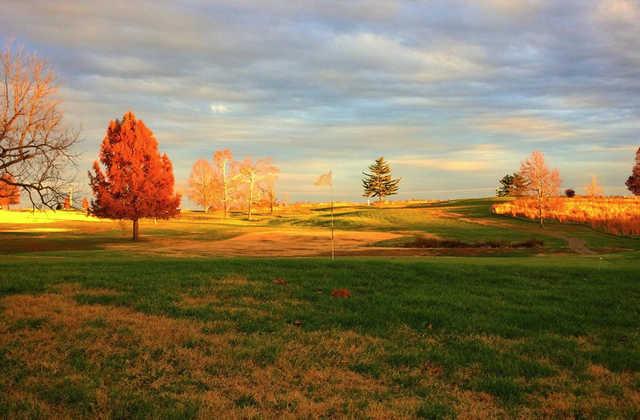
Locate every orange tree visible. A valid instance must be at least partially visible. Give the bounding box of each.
[89,112,180,240]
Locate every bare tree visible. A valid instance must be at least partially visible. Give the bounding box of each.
[187,159,217,212]
[519,151,561,227]
[0,45,77,209]
[213,149,233,217]
[234,157,276,221]
[585,175,604,197]
[259,160,279,214]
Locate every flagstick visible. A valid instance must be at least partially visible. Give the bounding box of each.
[331,192,335,261]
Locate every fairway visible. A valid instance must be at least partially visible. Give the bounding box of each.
[1,200,639,418]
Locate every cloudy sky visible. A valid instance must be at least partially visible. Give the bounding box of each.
[2,0,639,204]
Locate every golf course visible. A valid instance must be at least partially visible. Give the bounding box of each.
[1,199,639,418]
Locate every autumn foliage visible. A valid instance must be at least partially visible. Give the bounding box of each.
[89,112,180,240]
[517,151,561,227]
[0,173,20,209]
[331,288,352,298]
[493,196,640,236]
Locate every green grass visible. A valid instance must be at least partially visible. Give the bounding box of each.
[0,253,639,417]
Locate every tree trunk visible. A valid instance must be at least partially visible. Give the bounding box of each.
[132,219,139,241]
[538,193,544,228]
[247,179,253,221]
[330,199,335,261]
[222,162,228,218]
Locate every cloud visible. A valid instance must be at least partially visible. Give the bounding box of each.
[475,116,579,139]
[210,104,230,114]
[395,158,489,172]
[325,33,488,82]
[596,0,640,21]
[393,144,518,172]
[477,0,545,16]
[594,0,640,66]
[2,0,639,201]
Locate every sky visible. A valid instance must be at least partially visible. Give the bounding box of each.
[2,0,639,205]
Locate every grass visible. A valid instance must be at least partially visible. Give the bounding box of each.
[0,254,639,417]
[0,199,639,417]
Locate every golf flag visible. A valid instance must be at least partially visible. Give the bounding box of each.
[314,171,333,187]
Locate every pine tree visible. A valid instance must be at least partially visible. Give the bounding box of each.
[89,112,181,240]
[362,157,400,203]
[496,173,527,197]
[626,147,640,196]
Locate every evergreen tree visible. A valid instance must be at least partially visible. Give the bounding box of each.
[497,173,527,197]
[497,174,514,197]
[362,157,400,202]
[626,147,640,196]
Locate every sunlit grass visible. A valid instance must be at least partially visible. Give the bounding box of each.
[493,196,640,235]
[0,209,103,224]
[2,199,640,255]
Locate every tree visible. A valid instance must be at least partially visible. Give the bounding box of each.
[187,159,216,212]
[626,147,640,195]
[518,151,561,227]
[362,157,400,203]
[565,189,576,198]
[63,194,71,210]
[236,158,259,221]
[0,173,20,209]
[585,175,603,197]
[0,44,78,209]
[259,161,279,214]
[81,197,89,214]
[213,149,233,217]
[497,173,527,197]
[89,112,180,240]
[234,157,274,220]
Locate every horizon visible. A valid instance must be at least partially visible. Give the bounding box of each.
[2,1,639,207]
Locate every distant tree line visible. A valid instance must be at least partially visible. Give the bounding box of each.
[187,150,279,220]
[496,148,640,227]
